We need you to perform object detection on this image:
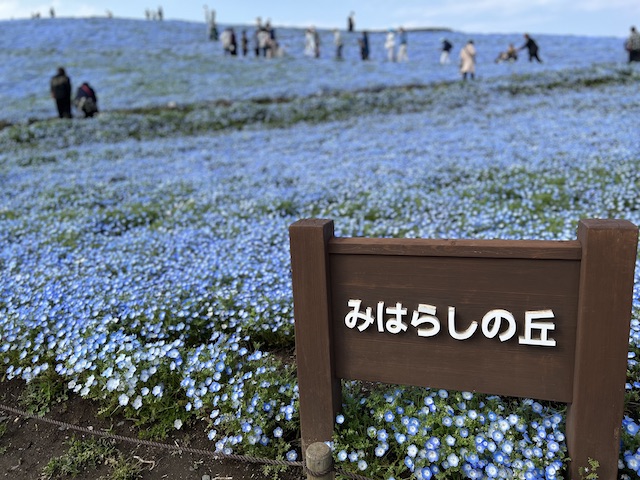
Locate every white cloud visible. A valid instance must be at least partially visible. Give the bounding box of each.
[0,1,47,19]
[579,0,640,11]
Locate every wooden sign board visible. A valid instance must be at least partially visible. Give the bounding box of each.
[289,219,638,479]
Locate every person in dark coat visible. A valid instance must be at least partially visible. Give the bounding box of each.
[347,12,355,32]
[519,33,542,62]
[241,30,249,56]
[625,26,640,63]
[74,82,98,117]
[359,31,370,60]
[50,67,72,118]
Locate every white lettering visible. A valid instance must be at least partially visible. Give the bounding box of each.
[448,306,478,340]
[376,302,385,333]
[385,302,408,334]
[519,310,556,347]
[410,304,441,337]
[345,300,556,347]
[481,309,517,342]
[345,299,375,331]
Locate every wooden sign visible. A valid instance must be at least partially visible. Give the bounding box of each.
[289,218,638,479]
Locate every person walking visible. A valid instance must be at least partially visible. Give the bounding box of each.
[519,33,542,62]
[347,12,355,32]
[625,26,640,63]
[384,29,396,62]
[440,38,453,64]
[313,27,321,58]
[305,27,316,57]
[397,27,408,62]
[459,40,476,80]
[334,29,344,60]
[359,31,370,60]
[241,30,249,56]
[50,66,72,118]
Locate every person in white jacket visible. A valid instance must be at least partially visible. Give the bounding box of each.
[384,29,396,62]
[460,40,476,80]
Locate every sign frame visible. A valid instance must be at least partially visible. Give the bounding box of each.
[289,218,638,479]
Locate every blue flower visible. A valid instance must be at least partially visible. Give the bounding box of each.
[485,463,499,478]
[447,453,459,467]
[285,450,298,462]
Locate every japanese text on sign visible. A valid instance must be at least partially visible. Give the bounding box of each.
[344,299,556,347]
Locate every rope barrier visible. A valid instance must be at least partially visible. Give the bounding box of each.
[0,403,375,480]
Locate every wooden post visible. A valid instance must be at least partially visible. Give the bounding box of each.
[566,219,638,479]
[305,442,334,480]
[289,219,342,455]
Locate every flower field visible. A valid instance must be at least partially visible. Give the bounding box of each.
[1,17,640,479]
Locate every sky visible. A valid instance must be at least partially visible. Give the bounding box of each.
[1,0,639,37]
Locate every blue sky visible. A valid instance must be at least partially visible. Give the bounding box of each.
[1,0,638,37]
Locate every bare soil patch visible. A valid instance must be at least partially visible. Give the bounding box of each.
[0,379,299,480]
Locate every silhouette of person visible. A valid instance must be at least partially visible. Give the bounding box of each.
[519,33,542,62]
[50,67,72,118]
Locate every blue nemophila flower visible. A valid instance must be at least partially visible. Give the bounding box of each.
[624,452,640,472]
[375,444,388,457]
[404,456,414,471]
[285,450,297,461]
[485,463,499,478]
[447,453,460,467]
[425,450,439,463]
[395,432,407,444]
[407,444,418,458]
[419,467,432,479]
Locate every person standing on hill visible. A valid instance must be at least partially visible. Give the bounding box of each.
[348,12,355,32]
[397,27,408,61]
[519,33,542,62]
[384,29,396,62]
[625,26,640,63]
[459,40,476,80]
[313,27,321,58]
[359,31,370,60]
[50,66,72,118]
[334,29,344,60]
[241,30,249,56]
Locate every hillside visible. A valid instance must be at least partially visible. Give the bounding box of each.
[1,17,640,480]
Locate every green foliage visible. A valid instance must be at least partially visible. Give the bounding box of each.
[19,370,69,416]
[579,458,600,480]
[0,418,7,454]
[41,436,142,480]
[104,455,143,480]
[41,436,117,478]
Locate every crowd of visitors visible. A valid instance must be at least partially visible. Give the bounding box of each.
[44,7,640,118]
